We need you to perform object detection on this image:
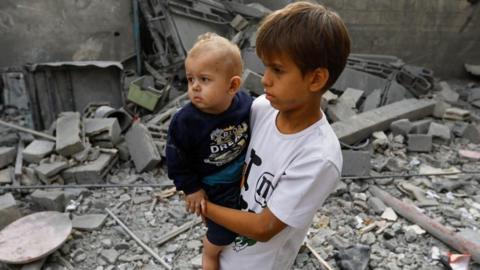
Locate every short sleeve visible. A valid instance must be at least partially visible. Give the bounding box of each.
[267,156,340,228]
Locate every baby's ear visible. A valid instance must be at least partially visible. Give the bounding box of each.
[228,75,242,94]
[310,68,329,93]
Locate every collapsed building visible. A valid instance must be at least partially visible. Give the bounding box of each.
[0,0,480,269]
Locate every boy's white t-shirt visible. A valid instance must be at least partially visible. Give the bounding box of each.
[219,95,342,270]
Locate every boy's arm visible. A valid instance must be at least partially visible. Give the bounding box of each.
[202,200,287,242]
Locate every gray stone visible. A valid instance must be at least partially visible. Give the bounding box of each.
[327,88,364,121]
[410,118,432,134]
[242,69,263,96]
[0,167,12,184]
[452,122,480,144]
[30,189,65,212]
[0,146,16,169]
[390,119,412,136]
[432,100,451,118]
[407,134,432,152]
[341,150,371,176]
[56,112,85,156]
[427,122,451,143]
[332,99,436,144]
[62,153,117,184]
[72,214,107,231]
[404,229,418,243]
[22,140,55,164]
[438,81,459,104]
[336,244,371,270]
[101,249,120,264]
[84,118,122,147]
[126,123,161,173]
[0,193,22,229]
[367,197,386,214]
[35,161,69,184]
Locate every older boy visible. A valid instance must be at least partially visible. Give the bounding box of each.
[200,2,350,269]
[165,33,252,269]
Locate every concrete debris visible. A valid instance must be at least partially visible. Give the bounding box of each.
[438,81,460,104]
[427,122,451,143]
[0,193,22,229]
[72,214,107,231]
[407,134,432,152]
[126,123,161,173]
[326,88,364,122]
[84,118,122,147]
[465,63,480,76]
[0,146,16,169]
[30,189,66,212]
[242,69,263,96]
[22,140,55,164]
[62,153,118,184]
[341,150,370,176]
[55,112,85,157]
[443,107,470,121]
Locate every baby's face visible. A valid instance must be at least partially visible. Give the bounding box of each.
[185,53,234,114]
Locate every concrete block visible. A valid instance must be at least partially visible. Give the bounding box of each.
[35,161,69,184]
[321,90,338,111]
[332,68,388,96]
[410,118,432,134]
[332,99,436,145]
[84,118,121,147]
[72,214,107,231]
[56,112,85,157]
[468,87,480,102]
[438,81,459,104]
[327,88,364,122]
[230,14,249,31]
[341,150,371,176]
[0,146,16,169]
[433,100,451,118]
[62,153,118,184]
[428,122,451,143]
[0,133,19,147]
[362,88,382,112]
[390,119,412,136]
[0,193,22,229]
[452,122,480,144]
[242,69,263,96]
[0,167,12,184]
[384,80,407,105]
[126,123,161,173]
[22,140,55,163]
[407,134,432,152]
[30,189,65,212]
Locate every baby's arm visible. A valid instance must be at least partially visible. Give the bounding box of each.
[185,189,207,216]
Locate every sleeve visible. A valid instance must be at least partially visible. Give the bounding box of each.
[165,114,202,194]
[267,154,340,228]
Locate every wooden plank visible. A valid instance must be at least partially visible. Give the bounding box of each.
[0,211,71,264]
[332,98,436,144]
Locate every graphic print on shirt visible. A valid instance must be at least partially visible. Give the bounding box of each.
[233,147,276,252]
[204,122,248,166]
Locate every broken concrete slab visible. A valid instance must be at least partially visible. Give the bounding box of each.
[22,140,55,163]
[62,153,118,184]
[438,81,459,104]
[427,122,451,143]
[327,88,364,122]
[30,189,66,212]
[432,99,451,118]
[0,146,16,169]
[126,123,161,173]
[84,118,121,147]
[341,150,371,176]
[0,167,12,184]
[332,67,387,96]
[332,99,436,144]
[362,88,382,112]
[35,161,69,184]
[242,69,263,96]
[410,118,432,134]
[452,122,480,144]
[390,119,412,136]
[465,63,480,76]
[72,214,107,231]
[407,134,432,152]
[0,193,22,230]
[383,80,407,105]
[56,112,85,157]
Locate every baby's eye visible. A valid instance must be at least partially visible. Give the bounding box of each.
[186,77,193,83]
[201,77,210,82]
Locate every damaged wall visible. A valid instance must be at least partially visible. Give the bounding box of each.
[0,0,134,67]
[321,0,480,78]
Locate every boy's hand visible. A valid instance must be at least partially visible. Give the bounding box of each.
[185,189,207,216]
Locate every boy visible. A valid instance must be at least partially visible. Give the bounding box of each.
[165,32,252,270]
[200,2,350,269]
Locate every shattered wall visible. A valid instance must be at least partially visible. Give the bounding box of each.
[0,0,134,67]
[320,0,480,78]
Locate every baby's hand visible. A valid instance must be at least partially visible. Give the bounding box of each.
[185,189,206,216]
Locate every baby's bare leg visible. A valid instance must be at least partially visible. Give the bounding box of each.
[202,236,224,270]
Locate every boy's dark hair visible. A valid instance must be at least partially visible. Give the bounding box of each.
[256,1,351,90]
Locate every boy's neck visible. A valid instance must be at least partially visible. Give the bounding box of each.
[275,101,322,134]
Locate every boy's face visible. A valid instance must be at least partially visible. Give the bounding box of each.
[261,53,318,112]
[185,53,234,114]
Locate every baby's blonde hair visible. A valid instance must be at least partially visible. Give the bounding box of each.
[188,32,243,78]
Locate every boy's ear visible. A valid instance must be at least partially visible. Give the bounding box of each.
[228,75,242,94]
[309,68,329,93]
